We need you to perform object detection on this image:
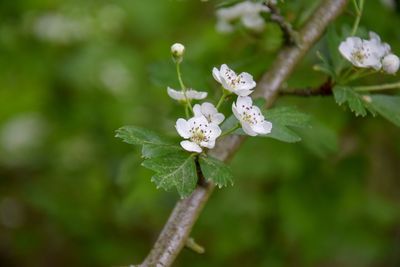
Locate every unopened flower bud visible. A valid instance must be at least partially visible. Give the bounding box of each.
[382,54,400,74]
[171,43,185,63]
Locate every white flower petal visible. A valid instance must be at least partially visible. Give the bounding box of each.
[237,72,256,90]
[180,140,202,153]
[207,124,222,139]
[186,89,207,100]
[193,104,202,117]
[253,120,272,135]
[382,54,400,74]
[201,102,217,115]
[212,113,225,125]
[216,20,234,33]
[236,96,253,111]
[167,87,185,101]
[212,67,222,83]
[241,122,257,136]
[175,118,191,138]
[235,88,254,96]
[201,139,216,149]
[241,14,265,31]
[232,102,241,120]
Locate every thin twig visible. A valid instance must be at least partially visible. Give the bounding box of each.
[136,1,349,266]
[265,0,299,46]
[279,79,333,96]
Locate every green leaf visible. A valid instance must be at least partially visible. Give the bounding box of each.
[115,126,167,146]
[142,152,197,198]
[142,143,182,158]
[199,155,233,188]
[368,95,400,127]
[263,106,311,143]
[297,121,338,157]
[222,106,311,143]
[326,26,345,76]
[314,51,335,77]
[333,86,368,117]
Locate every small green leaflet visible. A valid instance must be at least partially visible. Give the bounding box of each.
[116,125,198,198]
[263,106,311,143]
[221,105,311,143]
[115,126,168,146]
[314,51,335,78]
[142,152,197,198]
[142,143,182,159]
[368,95,400,127]
[199,155,233,188]
[333,86,369,117]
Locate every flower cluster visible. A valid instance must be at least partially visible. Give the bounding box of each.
[168,44,272,153]
[215,1,270,33]
[339,32,399,74]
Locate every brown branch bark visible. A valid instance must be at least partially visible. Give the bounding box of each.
[265,1,299,46]
[135,1,348,266]
[279,79,333,96]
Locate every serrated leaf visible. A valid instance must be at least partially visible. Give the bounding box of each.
[115,126,167,146]
[314,51,335,77]
[221,106,311,143]
[368,95,400,127]
[326,26,345,76]
[263,106,312,143]
[199,155,233,188]
[142,152,197,198]
[333,86,367,117]
[142,143,182,158]
[297,121,338,158]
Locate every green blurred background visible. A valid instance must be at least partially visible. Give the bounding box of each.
[1,0,400,266]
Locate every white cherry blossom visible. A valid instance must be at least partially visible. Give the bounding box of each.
[175,116,222,153]
[339,36,383,70]
[212,64,256,96]
[215,1,269,33]
[382,54,400,74]
[367,31,391,58]
[193,102,225,125]
[167,87,207,101]
[232,96,272,136]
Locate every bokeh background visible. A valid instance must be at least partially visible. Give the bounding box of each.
[1,0,400,266]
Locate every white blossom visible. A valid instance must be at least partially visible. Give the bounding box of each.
[175,116,222,153]
[167,87,207,101]
[215,1,269,33]
[232,96,272,136]
[382,54,400,74]
[193,102,225,125]
[212,64,256,96]
[339,36,383,70]
[367,31,391,58]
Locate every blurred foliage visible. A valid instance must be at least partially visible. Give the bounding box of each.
[1,0,400,266]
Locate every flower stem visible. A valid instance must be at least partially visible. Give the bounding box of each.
[176,61,193,117]
[220,123,240,138]
[176,62,186,91]
[353,81,400,92]
[184,104,190,118]
[339,67,355,83]
[350,0,364,36]
[216,90,229,110]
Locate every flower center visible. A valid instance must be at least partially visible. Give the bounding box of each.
[240,105,263,125]
[351,50,366,63]
[189,126,209,144]
[242,112,255,125]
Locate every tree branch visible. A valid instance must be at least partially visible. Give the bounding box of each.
[265,1,299,46]
[135,1,348,266]
[279,79,333,96]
